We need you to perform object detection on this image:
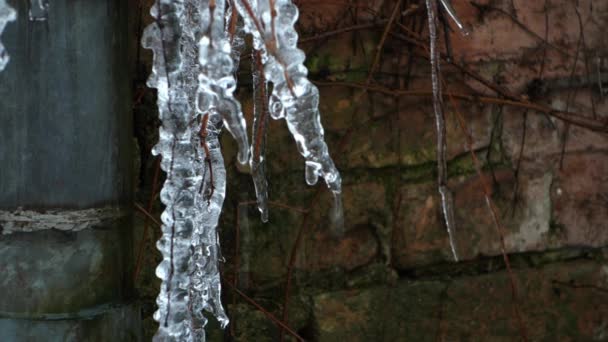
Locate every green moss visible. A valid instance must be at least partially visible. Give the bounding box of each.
[305,53,324,74]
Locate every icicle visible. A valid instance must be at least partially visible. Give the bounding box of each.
[439,0,470,35]
[188,113,230,341]
[29,0,49,22]
[190,0,247,337]
[235,0,343,231]
[197,0,249,166]
[144,0,249,340]
[143,0,195,340]
[0,0,16,72]
[250,49,270,222]
[425,0,459,262]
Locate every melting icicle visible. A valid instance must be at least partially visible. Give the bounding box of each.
[426,0,459,261]
[197,1,249,165]
[250,49,270,222]
[191,0,249,337]
[189,113,230,341]
[439,0,470,35]
[144,0,247,340]
[235,0,343,230]
[0,0,16,72]
[143,0,194,339]
[29,0,49,22]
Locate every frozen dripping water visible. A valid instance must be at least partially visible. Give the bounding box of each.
[235,0,343,226]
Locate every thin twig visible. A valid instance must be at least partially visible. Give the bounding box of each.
[300,21,386,43]
[223,280,306,342]
[559,8,585,170]
[365,0,403,85]
[133,157,162,282]
[228,0,239,44]
[445,86,529,342]
[198,113,215,202]
[279,192,321,342]
[510,110,527,217]
[253,50,269,162]
[135,202,163,227]
[469,1,572,58]
[313,81,608,133]
[231,199,308,340]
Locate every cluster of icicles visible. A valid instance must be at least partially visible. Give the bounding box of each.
[142,0,341,340]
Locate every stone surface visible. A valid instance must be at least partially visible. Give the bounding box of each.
[314,259,608,341]
[451,0,608,90]
[551,152,608,246]
[0,304,141,342]
[0,220,133,315]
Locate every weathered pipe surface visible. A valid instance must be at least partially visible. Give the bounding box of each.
[0,0,132,208]
[0,0,139,341]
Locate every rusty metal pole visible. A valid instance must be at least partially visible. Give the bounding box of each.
[0,0,140,340]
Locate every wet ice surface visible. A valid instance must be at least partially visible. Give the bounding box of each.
[0,0,16,71]
[236,0,343,229]
[439,0,470,35]
[143,0,342,340]
[143,0,240,340]
[426,0,459,261]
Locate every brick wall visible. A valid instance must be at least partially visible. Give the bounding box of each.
[133,0,608,340]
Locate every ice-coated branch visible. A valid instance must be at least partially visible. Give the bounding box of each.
[143,1,195,340]
[198,0,249,165]
[143,0,248,340]
[250,49,270,222]
[190,0,250,338]
[0,0,16,72]
[235,0,343,227]
[439,0,470,35]
[426,0,459,261]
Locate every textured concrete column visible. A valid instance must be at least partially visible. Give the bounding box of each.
[0,0,140,341]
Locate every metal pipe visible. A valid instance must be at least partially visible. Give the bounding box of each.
[0,0,139,340]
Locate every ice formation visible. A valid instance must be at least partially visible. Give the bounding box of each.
[143,0,341,340]
[439,0,469,35]
[0,0,16,72]
[29,0,49,21]
[250,49,270,222]
[426,0,458,262]
[234,0,343,225]
[426,0,469,261]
